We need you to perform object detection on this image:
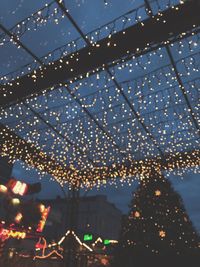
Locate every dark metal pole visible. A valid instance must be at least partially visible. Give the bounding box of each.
[56,0,164,158]
[66,185,80,267]
[0,23,96,166]
[144,0,200,135]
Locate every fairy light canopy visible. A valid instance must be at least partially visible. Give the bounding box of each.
[0,0,199,187]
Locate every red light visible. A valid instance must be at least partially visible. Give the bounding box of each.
[35,238,46,249]
[36,206,50,233]
[10,180,28,196]
[39,204,45,213]
[15,213,23,223]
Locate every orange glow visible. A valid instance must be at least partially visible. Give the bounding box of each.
[34,237,63,260]
[155,190,161,196]
[134,211,140,218]
[12,198,20,205]
[101,258,109,266]
[0,185,7,193]
[0,229,26,239]
[159,230,166,238]
[15,213,23,223]
[37,206,50,233]
[39,204,45,213]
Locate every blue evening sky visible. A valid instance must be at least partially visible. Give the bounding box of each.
[12,161,200,233]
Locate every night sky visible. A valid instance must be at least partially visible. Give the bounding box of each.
[12,162,200,233]
[0,0,144,77]
[1,0,200,235]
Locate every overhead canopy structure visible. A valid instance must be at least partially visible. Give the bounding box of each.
[0,123,74,181]
[0,122,199,185]
[0,0,199,186]
[1,0,200,106]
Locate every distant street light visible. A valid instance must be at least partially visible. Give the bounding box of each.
[11,198,20,205]
[0,185,7,194]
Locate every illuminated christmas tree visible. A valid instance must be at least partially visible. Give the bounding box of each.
[113,170,200,266]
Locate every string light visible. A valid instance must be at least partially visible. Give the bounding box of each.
[35,230,93,252]
[0,1,65,47]
[11,198,20,205]
[34,237,63,260]
[155,190,161,196]
[0,0,199,188]
[0,3,199,260]
[159,230,166,238]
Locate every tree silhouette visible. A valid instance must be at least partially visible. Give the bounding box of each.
[113,170,200,266]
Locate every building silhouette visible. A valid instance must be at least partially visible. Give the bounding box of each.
[40,195,122,241]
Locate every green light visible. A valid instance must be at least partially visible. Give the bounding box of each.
[84,234,93,241]
[104,239,110,245]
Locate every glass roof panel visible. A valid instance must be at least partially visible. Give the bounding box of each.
[0,0,52,28]
[66,0,147,33]
[0,0,199,180]
[0,39,33,76]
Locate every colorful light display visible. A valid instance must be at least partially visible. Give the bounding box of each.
[0,185,7,193]
[0,228,26,240]
[34,237,63,260]
[84,234,93,241]
[0,0,198,190]
[8,179,28,196]
[14,213,23,224]
[36,206,51,233]
[104,239,110,245]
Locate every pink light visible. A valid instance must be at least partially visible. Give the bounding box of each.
[36,206,51,233]
[11,181,28,196]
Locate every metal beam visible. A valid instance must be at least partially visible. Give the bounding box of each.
[57,0,163,157]
[0,23,96,166]
[56,0,89,45]
[106,69,164,156]
[63,84,127,158]
[56,0,199,180]
[23,102,95,164]
[144,0,200,133]
[166,46,199,132]
[0,123,199,183]
[56,0,164,157]
[0,123,74,181]
[1,0,200,106]
[0,24,44,65]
